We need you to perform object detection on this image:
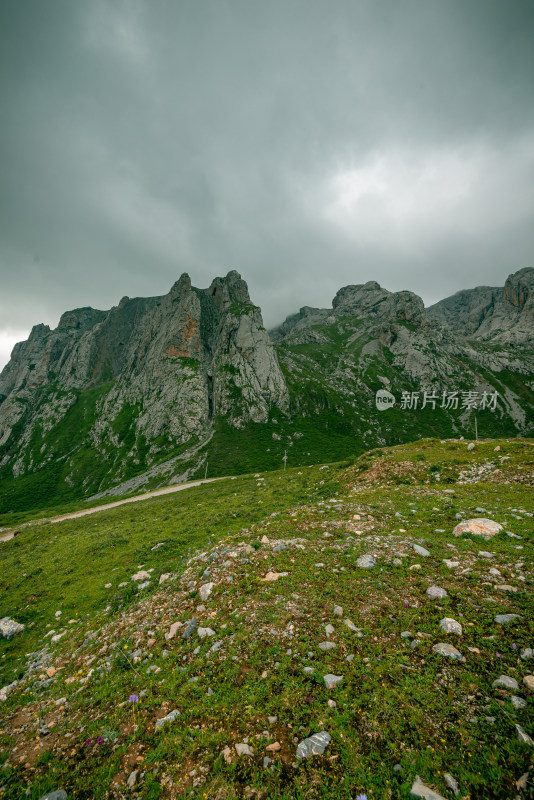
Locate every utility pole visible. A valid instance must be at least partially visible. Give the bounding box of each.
[204,460,208,479]
[283,450,288,471]
[475,417,478,442]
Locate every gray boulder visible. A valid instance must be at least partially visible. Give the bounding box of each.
[432,643,463,661]
[0,617,25,639]
[296,730,331,759]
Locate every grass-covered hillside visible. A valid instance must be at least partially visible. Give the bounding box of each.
[0,438,533,799]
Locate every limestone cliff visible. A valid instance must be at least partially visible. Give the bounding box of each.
[0,271,288,494]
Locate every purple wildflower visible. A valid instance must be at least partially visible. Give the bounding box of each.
[85,739,92,746]
[356,794,368,800]
[128,694,139,703]
[97,736,103,744]
[512,643,517,649]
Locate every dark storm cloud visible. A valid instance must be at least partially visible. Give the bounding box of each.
[1,0,534,367]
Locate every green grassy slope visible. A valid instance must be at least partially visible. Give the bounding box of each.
[0,438,532,799]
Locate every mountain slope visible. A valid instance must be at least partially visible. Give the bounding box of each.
[0,271,288,512]
[0,438,532,799]
[1,268,533,517]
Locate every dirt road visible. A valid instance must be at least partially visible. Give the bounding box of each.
[0,477,225,542]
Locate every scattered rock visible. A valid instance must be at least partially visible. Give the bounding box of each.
[443,559,459,569]
[261,571,288,582]
[333,605,343,617]
[356,554,376,568]
[318,642,336,651]
[323,674,343,689]
[199,582,214,601]
[512,696,527,710]
[410,775,446,799]
[0,681,18,702]
[197,627,216,639]
[426,586,447,599]
[182,618,198,639]
[493,675,519,690]
[439,618,462,635]
[0,617,25,639]
[266,741,281,752]
[443,773,459,796]
[38,792,68,800]
[523,675,534,691]
[432,643,463,661]
[127,770,138,788]
[495,614,521,625]
[515,724,534,746]
[155,709,180,731]
[521,648,534,660]
[235,742,254,756]
[452,518,503,540]
[412,544,430,557]
[166,621,182,640]
[296,731,331,759]
[131,571,151,582]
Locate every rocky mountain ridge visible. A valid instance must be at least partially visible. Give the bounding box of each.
[0,267,533,514]
[426,266,534,346]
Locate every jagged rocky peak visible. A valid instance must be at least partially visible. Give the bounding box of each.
[504,266,533,308]
[205,269,251,307]
[57,307,107,331]
[332,280,425,325]
[427,266,534,346]
[0,268,289,491]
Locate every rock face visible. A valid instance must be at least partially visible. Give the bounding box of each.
[0,271,288,498]
[1,266,533,509]
[271,272,534,454]
[427,267,534,346]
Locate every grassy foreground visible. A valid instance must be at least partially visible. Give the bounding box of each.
[0,438,533,799]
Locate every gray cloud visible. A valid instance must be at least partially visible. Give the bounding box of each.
[1,0,534,367]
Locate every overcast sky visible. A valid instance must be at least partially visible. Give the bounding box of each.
[1,0,533,369]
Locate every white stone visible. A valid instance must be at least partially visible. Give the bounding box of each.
[0,617,25,639]
[323,674,343,689]
[439,618,462,635]
[516,724,534,746]
[410,775,447,799]
[356,554,376,568]
[426,586,447,599]
[199,582,214,601]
